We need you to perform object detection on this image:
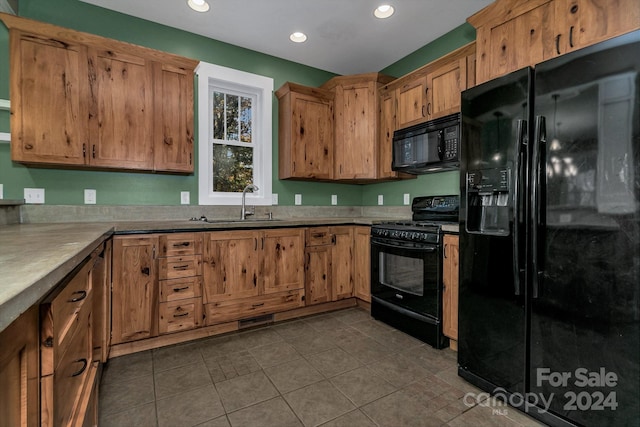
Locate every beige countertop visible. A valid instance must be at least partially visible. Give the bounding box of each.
[0,217,459,333]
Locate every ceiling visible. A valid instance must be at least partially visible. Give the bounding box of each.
[78,0,492,75]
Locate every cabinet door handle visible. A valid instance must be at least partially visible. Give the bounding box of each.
[173,312,189,318]
[331,234,336,245]
[172,242,190,247]
[421,105,426,117]
[252,302,264,308]
[426,103,431,116]
[173,286,189,292]
[569,26,574,48]
[444,243,448,259]
[312,232,326,238]
[555,34,561,55]
[172,264,189,270]
[71,358,88,377]
[68,290,87,303]
[141,267,150,276]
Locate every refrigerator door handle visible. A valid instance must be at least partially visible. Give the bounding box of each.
[532,115,547,299]
[512,119,527,296]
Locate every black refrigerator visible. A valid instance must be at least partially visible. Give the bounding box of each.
[459,30,640,427]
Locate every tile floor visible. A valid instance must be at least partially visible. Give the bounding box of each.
[99,308,545,427]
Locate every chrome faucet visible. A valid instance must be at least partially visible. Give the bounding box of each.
[241,184,259,220]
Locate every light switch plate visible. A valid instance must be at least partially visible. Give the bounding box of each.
[24,188,45,204]
[377,195,384,206]
[331,195,338,205]
[84,189,97,204]
[294,194,302,205]
[404,193,410,205]
[180,191,190,205]
[272,193,279,205]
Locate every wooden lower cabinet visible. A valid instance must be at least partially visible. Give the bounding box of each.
[202,228,305,325]
[305,226,358,305]
[442,234,459,347]
[0,306,39,427]
[111,236,159,345]
[353,226,371,302]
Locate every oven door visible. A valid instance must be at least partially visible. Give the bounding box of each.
[370,236,441,320]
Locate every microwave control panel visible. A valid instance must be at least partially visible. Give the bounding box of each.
[442,126,459,161]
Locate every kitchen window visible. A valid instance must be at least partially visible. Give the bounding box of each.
[196,61,273,205]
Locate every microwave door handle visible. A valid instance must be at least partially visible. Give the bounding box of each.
[437,130,444,160]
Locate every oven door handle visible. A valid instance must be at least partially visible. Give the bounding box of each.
[372,239,437,252]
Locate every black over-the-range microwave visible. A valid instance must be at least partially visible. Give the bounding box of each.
[391,113,460,174]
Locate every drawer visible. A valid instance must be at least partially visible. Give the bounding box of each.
[159,233,202,257]
[50,258,93,353]
[159,277,202,303]
[204,290,304,326]
[158,255,202,280]
[52,304,92,427]
[159,298,203,334]
[305,227,333,246]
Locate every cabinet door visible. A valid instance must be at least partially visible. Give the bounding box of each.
[92,242,111,363]
[0,306,39,427]
[153,63,195,173]
[334,82,377,179]
[427,58,467,119]
[442,234,459,341]
[10,30,89,165]
[202,231,261,302]
[89,49,154,170]
[396,75,429,128]
[331,227,354,300]
[286,91,334,180]
[378,88,399,179]
[111,236,158,344]
[474,0,556,84]
[555,0,640,54]
[262,228,305,294]
[305,245,332,305]
[353,226,371,302]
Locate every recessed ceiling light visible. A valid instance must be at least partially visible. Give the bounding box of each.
[188,0,210,12]
[290,32,307,43]
[374,4,395,19]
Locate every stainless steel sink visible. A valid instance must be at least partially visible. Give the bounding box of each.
[189,216,280,223]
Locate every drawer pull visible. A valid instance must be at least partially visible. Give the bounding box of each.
[172,242,191,247]
[173,286,190,292]
[252,303,264,308]
[172,264,190,270]
[68,290,87,303]
[71,358,88,377]
[173,312,189,318]
[312,232,326,238]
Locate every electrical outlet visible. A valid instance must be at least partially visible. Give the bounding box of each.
[84,189,97,204]
[0,184,3,199]
[180,191,190,205]
[272,193,279,205]
[331,194,338,205]
[377,194,384,206]
[404,193,410,205]
[24,188,45,204]
[294,194,302,205]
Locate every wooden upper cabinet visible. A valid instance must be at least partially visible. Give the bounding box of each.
[328,74,392,180]
[276,83,334,180]
[427,57,466,119]
[9,31,89,165]
[396,75,429,128]
[1,13,197,173]
[554,0,640,53]
[89,49,154,170]
[153,63,195,172]
[469,0,640,84]
[470,0,557,84]
[377,87,398,179]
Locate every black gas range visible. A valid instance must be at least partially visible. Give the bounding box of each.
[370,195,459,348]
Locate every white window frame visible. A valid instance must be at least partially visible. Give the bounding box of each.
[196,61,273,206]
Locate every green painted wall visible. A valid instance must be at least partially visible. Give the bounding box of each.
[0,1,474,206]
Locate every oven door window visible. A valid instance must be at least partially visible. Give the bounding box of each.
[379,252,424,295]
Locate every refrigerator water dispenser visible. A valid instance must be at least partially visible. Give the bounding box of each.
[466,168,511,235]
